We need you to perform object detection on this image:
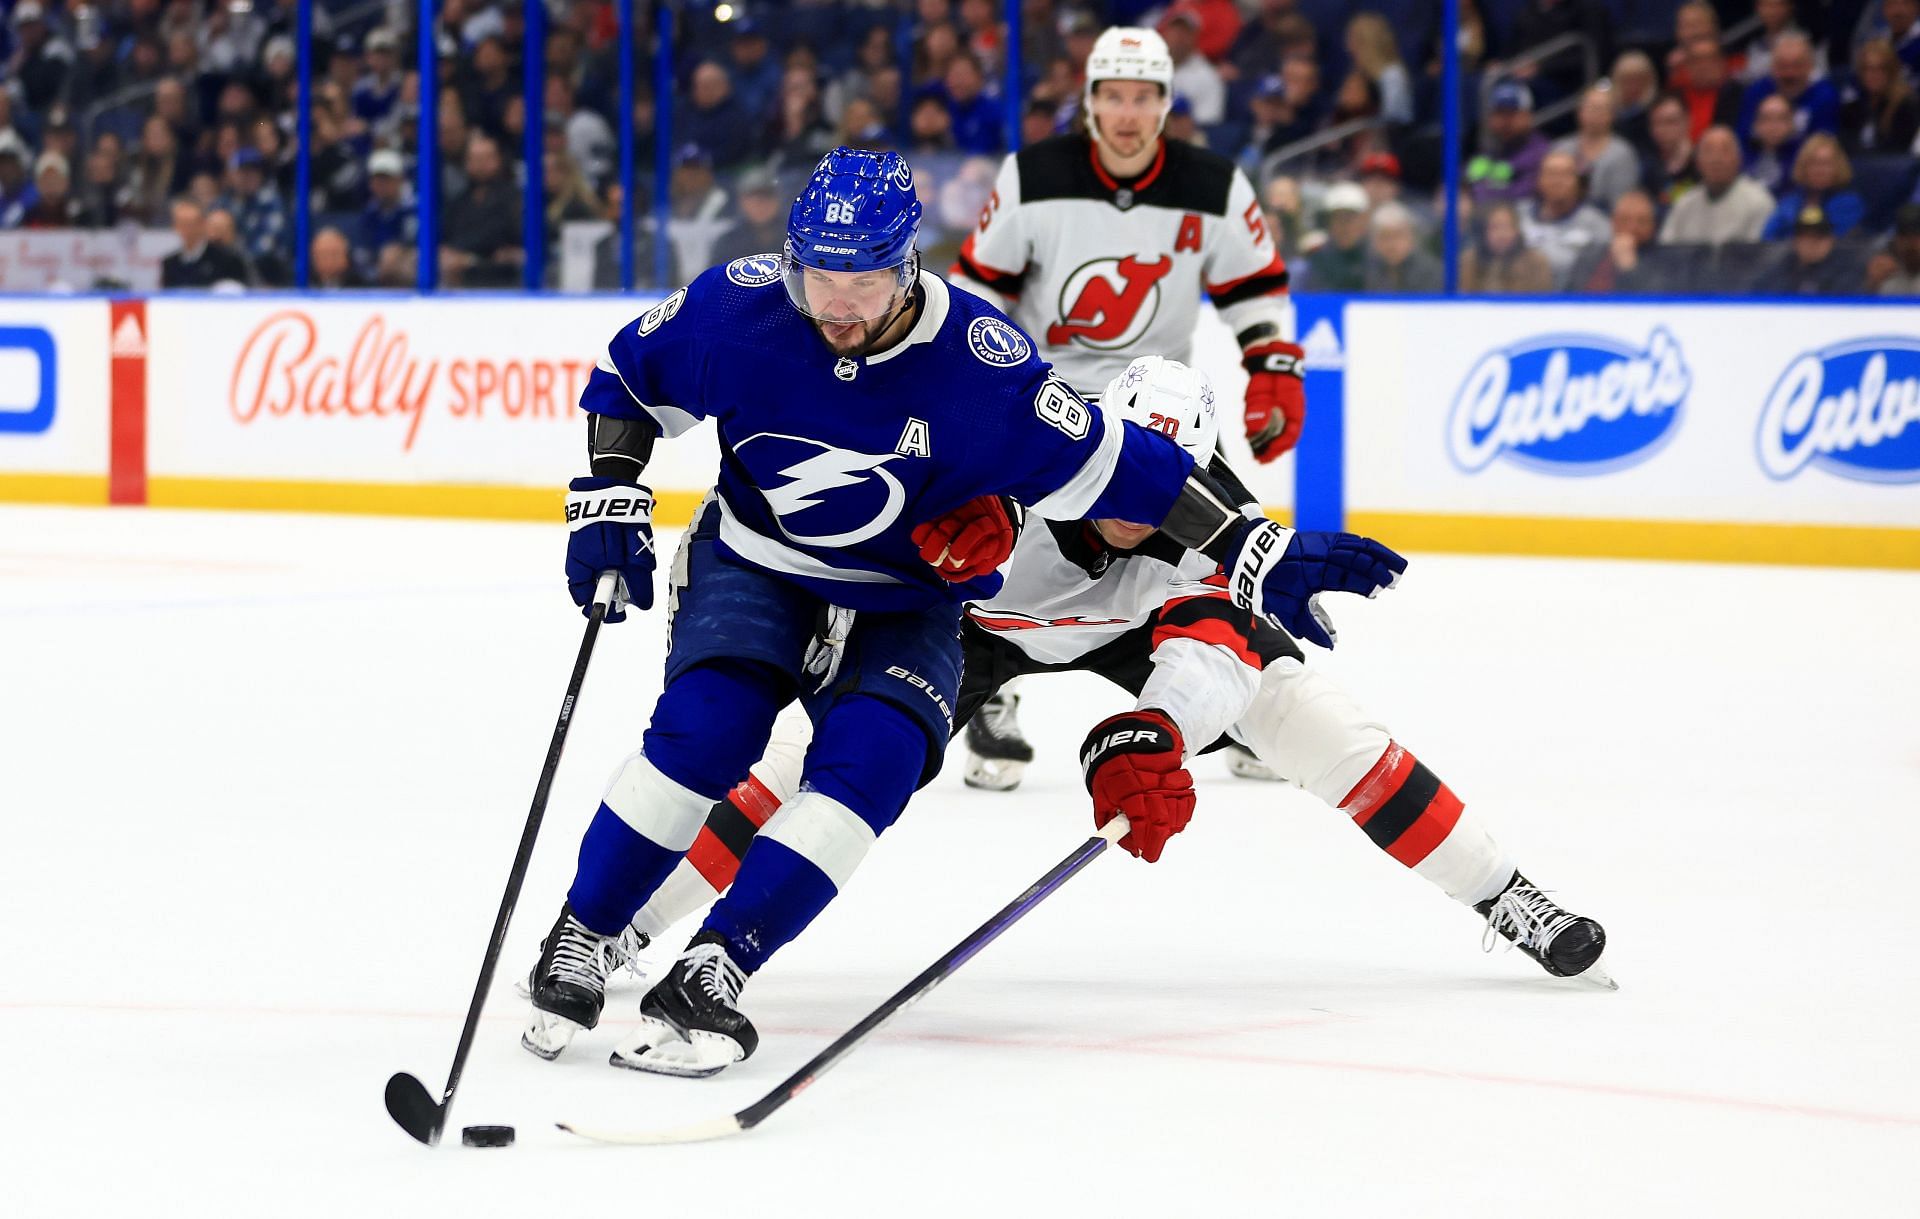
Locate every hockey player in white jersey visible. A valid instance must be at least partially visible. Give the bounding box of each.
[579,358,1607,1078]
[951,26,1306,788]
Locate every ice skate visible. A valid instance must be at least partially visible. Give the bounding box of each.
[610,933,757,1078]
[1224,740,1285,782]
[520,904,650,1060]
[963,691,1034,791]
[1477,872,1615,988]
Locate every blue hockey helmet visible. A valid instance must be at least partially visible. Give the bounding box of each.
[783,147,923,323]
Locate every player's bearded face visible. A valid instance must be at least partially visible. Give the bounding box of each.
[795,266,909,355]
[1091,81,1167,158]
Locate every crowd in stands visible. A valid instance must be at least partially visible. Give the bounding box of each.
[3,0,1919,295]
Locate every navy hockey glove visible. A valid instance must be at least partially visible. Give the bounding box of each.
[565,476,655,622]
[1223,519,1405,649]
[1080,710,1194,863]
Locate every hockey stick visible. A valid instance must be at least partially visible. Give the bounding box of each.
[385,570,621,1146]
[556,814,1133,1146]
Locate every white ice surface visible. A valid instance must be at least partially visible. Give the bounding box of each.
[2,506,1917,1217]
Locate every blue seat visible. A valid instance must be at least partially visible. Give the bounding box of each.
[1853,155,1920,233]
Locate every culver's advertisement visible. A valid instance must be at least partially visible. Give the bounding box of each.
[1344,302,1920,529]
[0,299,110,476]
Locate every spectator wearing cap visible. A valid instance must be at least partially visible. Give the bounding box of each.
[353,29,406,132]
[1868,203,1920,293]
[1470,82,1549,205]
[681,60,758,170]
[1553,84,1641,211]
[1744,95,1801,195]
[1364,202,1442,293]
[725,13,784,125]
[1840,39,1920,155]
[1248,57,1327,165]
[1520,150,1611,290]
[1169,95,1214,147]
[441,133,524,288]
[1345,12,1413,126]
[1609,51,1661,156]
[1736,33,1840,145]
[1164,0,1242,64]
[1162,10,1225,125]
[1504,0,1613,109]
[1461,200,1554,293]
[1302,182,1372,292]
[1676,38,1745,144]
[1574,189,1667,294]
[709,169,787,269]
[357,149,418,276]
[9,1,71,113]
[22,151,79,228]
[222,148,291,285]
[1641,93,1698,209]
[0,136,32,229]
[1660,126,1775,245]
[665,144,731,278]
[1761,135,1865,240]
[161,197,252,288]
[310,227,369,289]
[1752,203,1862,294]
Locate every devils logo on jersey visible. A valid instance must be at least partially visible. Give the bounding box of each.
[1047,255,1172,351]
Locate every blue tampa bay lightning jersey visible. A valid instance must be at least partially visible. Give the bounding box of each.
[579,254,1196,612]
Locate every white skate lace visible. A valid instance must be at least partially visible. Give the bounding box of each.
[684,942,747,1008]
[1481,882,1577,957]
[549,920,649,990]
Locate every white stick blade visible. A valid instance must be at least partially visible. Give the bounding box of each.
[554,1115,746,1146]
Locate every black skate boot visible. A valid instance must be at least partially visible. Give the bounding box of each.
[1476,872,1614,987]
[964,691,1035,791]
[521,903,650,1060]
[610,931,758,1077]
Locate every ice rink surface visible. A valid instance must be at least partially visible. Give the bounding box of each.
[4,505,1918,1217]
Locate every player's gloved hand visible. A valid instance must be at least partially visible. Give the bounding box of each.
[1224,519,1405,650]
[911,494,1015,582]
[1242,339,1306,462]
[565,476,656,622]
[1080,710,1195,863]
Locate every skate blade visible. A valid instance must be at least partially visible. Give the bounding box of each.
[609,1016,744,1078]
[1570,954,1619,991]
[962,757,1027,791]
[521,1008,586,1061]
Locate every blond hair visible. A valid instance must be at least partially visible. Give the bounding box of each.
[1344,12,1403,80]
[1791,132,1853,190]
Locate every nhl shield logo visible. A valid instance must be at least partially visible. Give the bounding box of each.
[967,316,1032,367]
[725,254,783,287]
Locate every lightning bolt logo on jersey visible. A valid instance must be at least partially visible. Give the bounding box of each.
[575,259,1198,613]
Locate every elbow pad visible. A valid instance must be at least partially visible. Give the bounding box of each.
[587,413,657,481]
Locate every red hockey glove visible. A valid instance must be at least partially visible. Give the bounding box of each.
[912,495,1015,582]
[1079,710,1195,863]
[1242,339,1306,463]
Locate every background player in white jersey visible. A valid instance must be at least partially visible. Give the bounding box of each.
[950,26,1306,789]
[581,358,1606,1078]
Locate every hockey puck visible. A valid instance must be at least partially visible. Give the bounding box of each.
[461,1125,515,1148]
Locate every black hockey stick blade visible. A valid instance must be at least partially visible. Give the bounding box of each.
[557,816,1133,1146]
[384,1071,445,1146]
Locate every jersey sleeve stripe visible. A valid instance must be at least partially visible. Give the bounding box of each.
[1030,405,1124,520]
[1207,257,1292,307]
[592,351,703,436]
[953,236,1028,296]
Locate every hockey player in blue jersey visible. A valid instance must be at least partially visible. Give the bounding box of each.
[521,147,1407,1065]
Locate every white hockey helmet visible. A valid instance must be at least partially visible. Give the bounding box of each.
[1101,355,1219,462]
[1082,27,1175,145]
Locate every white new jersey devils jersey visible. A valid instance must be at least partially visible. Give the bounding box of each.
[952,134,1291,394]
